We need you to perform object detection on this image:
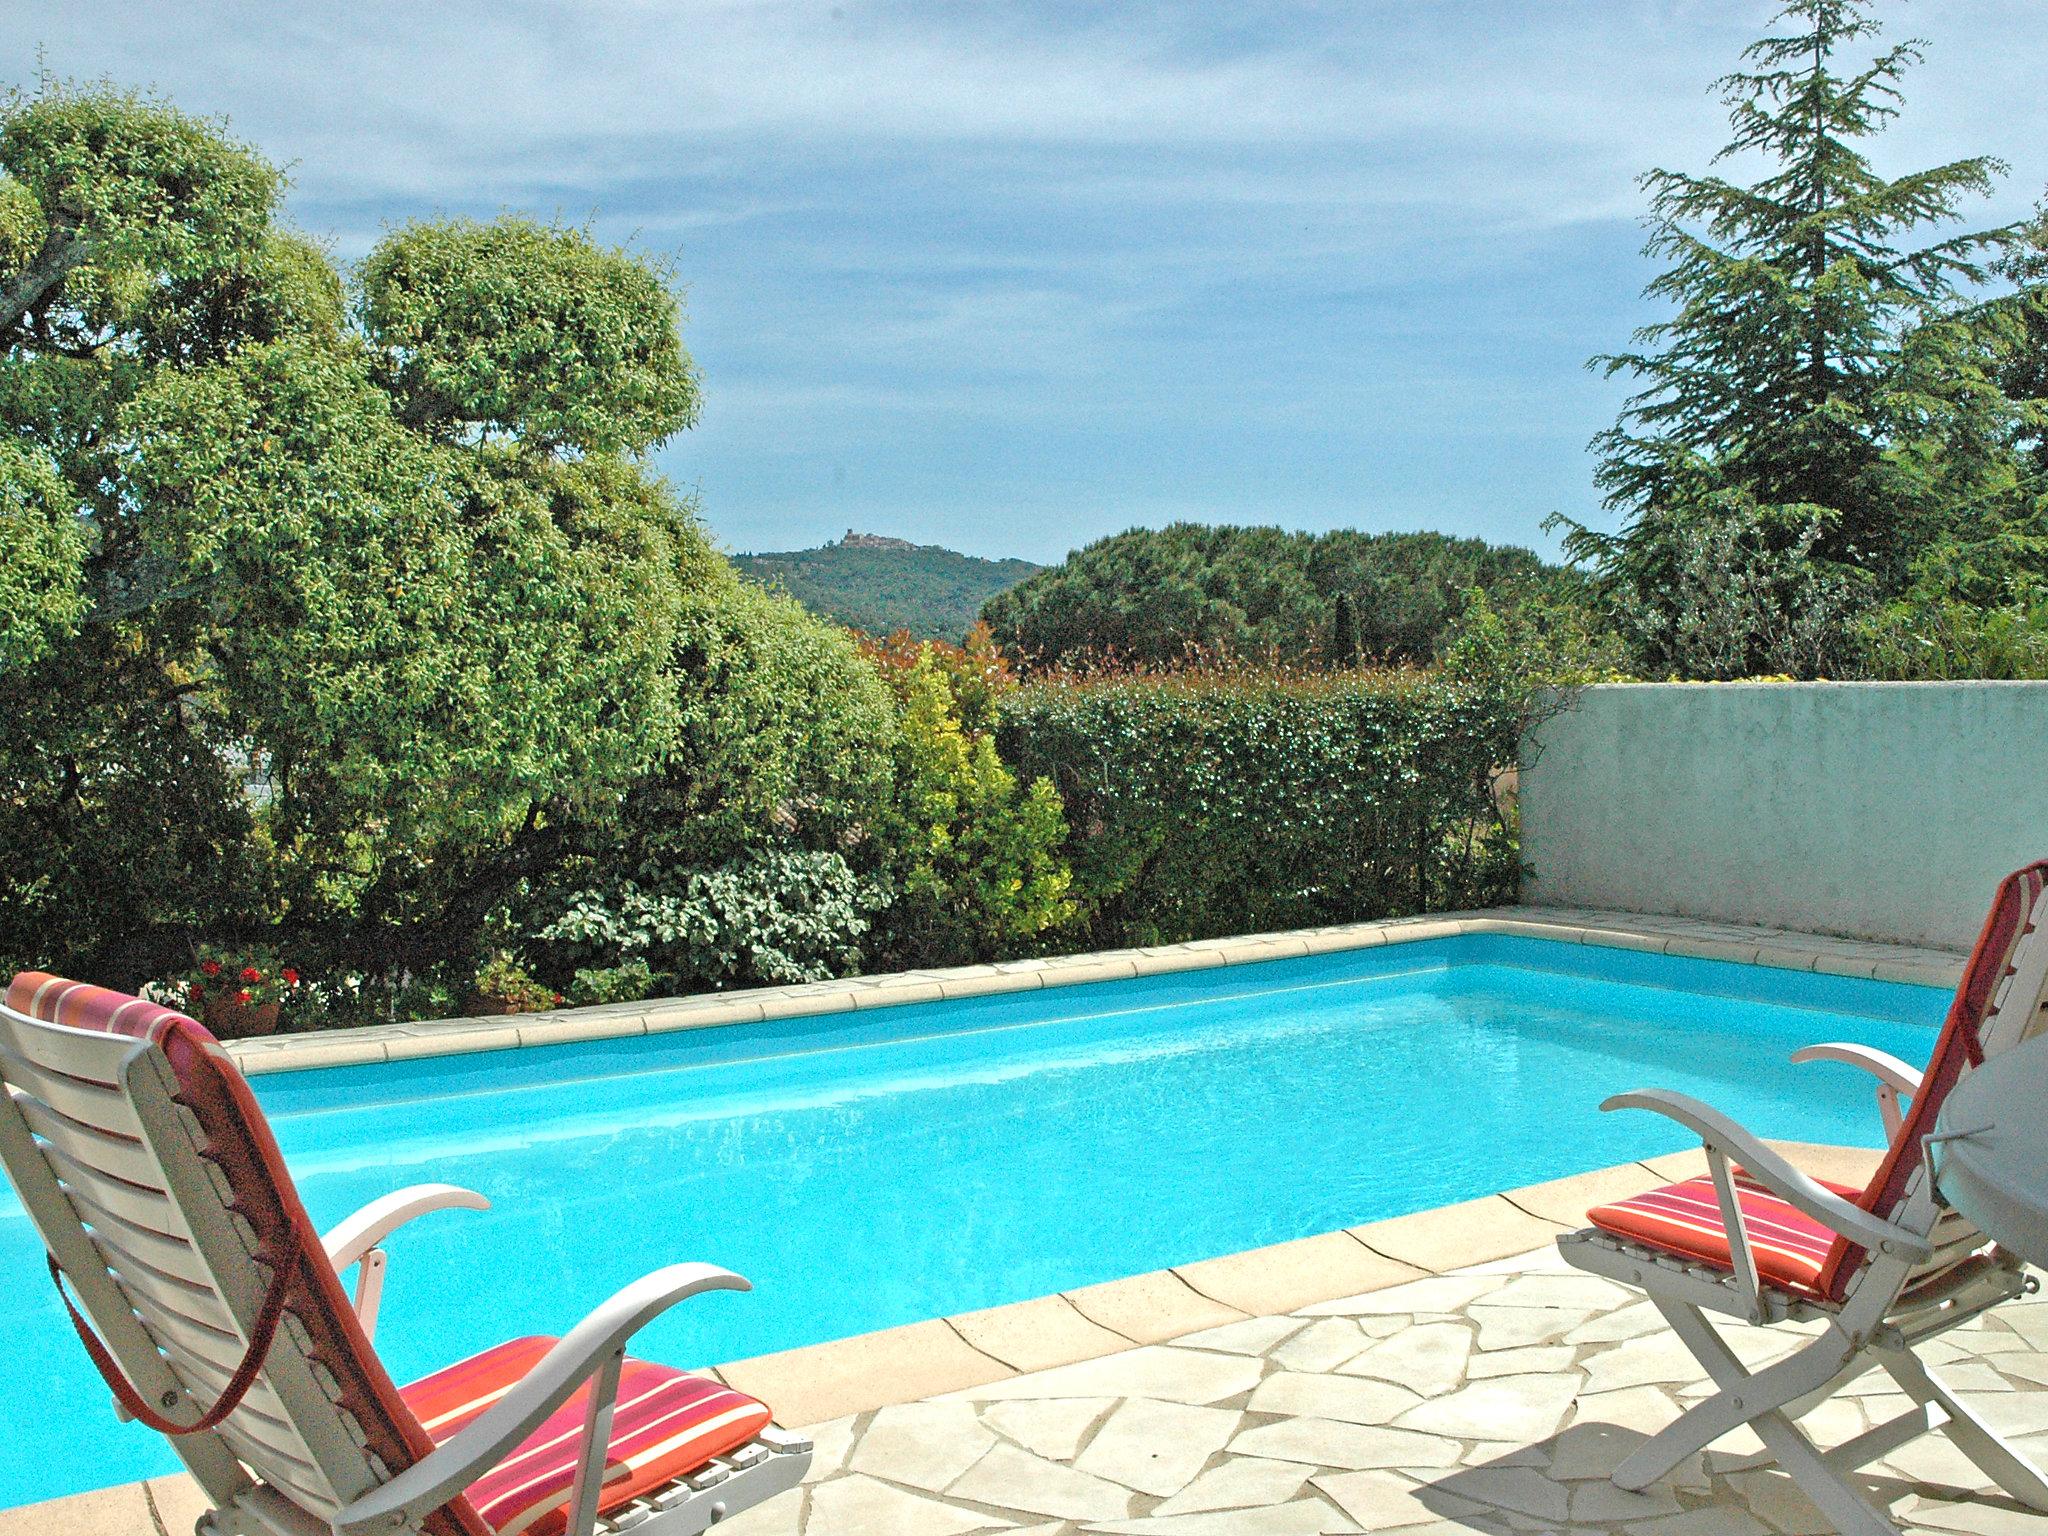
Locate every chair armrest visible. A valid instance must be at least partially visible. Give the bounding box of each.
[1790,1043,1922,1140]
[321,1183,492,1272]
[330,1263,749,1536]
[1603,1090,1933,1262]
[1790,1042,1923,1095]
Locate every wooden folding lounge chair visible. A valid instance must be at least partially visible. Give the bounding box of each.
[1557,862,2048,1536]
[0,972,810,1536]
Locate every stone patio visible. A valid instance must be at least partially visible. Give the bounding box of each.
[706,1243,2048,1536]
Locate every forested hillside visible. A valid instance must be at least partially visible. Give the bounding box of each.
[735,532,1040,640]
[981,523,1586,667]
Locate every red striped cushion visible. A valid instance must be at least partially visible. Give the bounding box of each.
[6,972,191,1040]
[1588,1170,1865,1297]
[402,1337,773,1536]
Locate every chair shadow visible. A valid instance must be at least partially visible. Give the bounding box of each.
[1407,1419,2034,1534]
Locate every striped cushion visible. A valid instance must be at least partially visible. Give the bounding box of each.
[402,1337,773,1536]
[1587,1170,1866,1298]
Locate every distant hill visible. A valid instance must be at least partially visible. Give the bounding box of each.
[733,532,1041,641]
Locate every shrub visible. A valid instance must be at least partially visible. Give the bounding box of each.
[996,617,1545,949]
[865,647,1073,968]
[471,953,561,1015]
[631,578,898,872]
[568,958,658,1007]
[540,849,881,991]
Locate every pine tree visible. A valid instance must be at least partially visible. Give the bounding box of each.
[1556,0,2020,676]
[1330,589,1364,667]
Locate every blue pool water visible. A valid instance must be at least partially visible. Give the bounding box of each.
[0,935,1948,1507]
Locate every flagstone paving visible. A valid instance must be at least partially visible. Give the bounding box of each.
[708,1244,2048,1536]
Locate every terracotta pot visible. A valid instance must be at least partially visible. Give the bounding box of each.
[202,997,281,1038]
[467,996,525,1017]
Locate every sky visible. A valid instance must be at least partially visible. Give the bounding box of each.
[6,2,2047,564]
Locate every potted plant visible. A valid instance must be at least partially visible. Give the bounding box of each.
[181,946,303,1038]
[470,953,562,1016]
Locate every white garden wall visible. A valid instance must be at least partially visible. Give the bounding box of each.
[1519,681,2048,951]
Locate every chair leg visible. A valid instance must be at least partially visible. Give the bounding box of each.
[1873,1340,2048,1511]
[1613,1299,1905,1536]
[1611,1299,1845,1490]
[1745,1405,1903,1536]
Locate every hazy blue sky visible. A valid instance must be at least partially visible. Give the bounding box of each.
[6,2,2045,562]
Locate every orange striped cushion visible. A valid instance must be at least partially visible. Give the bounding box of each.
[1587,1171,1865,1298]
[402,1337,773,1536]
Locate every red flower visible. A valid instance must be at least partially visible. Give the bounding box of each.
[235,989,253,1005]
[281,968,300,985]
[200,960,222,977]
[240,966,263,983]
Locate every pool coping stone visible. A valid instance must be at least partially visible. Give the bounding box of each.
[221,905,1969,1075]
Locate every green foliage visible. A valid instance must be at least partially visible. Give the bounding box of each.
[982,523,1585,669]
[1593,498,1871,679]
[1857,516,2048,678]
[627,577,899,873]
[541,850,880,990]
[733,533,1041,641]
[0,80,278,341]
[1558,0,2030,676]
[868,648,1073,968]
[472,953,560,1013]
[0,438,86,669]
[996,615,1545,949]
[359,217,699,453]
[0,80,719,982]
[0,74,1598,1023]
[568,958,657,1007]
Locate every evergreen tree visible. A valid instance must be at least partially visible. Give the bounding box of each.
[1330,589,1364,666]
[1556,0,2020,677]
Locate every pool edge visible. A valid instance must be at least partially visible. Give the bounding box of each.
[223,908,1968,1077]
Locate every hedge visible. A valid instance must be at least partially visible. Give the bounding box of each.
[996,665,1531,949]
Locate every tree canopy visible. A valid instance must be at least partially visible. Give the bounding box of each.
[980,522,1583,669]
[0,80,721,976]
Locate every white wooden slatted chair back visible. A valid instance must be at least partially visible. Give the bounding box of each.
[0,978,484,1536]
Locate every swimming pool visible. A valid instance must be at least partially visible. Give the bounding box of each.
[0,933,1948,1508]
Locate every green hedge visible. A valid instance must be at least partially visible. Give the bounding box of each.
[996,666,1528,949]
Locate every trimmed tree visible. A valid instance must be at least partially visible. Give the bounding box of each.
[0,81,719,979]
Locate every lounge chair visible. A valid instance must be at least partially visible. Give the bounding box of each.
[0,972,810,1536]
[1557,861,2048,1536]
